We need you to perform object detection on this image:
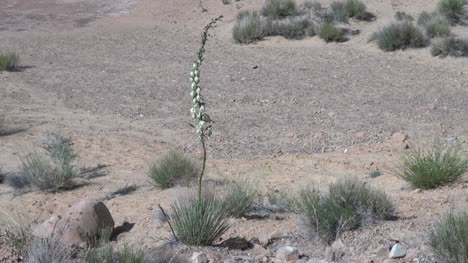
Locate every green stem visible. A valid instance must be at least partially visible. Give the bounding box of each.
[198,137,207,201]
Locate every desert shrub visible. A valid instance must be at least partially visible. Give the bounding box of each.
[396,143,467,189]
[21,153,77,192]
[395,11,414,21]
[417,13,451,38]
[429,212,468,263]
[269,18,309,39]
[319,23,345,42]
[233,11,266,43]
[373,22,427,51]
[431,37,468,56]
[0,113,5,134]
[261,0,297,18]
[267,189,297,211]
[221,180,256,217]
[40,133,78,165]
[0,53,18,71]
[306,24,316,36]
[437,0,466,23]
[148,151,199,189]
[330,1,349,22]
[0,211,31,249]
[170,197,230,246]
[25,238,73,263]
[298,179,394,242]
[86,244,146,263]
[344,0,367,19]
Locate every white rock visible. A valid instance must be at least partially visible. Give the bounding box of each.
[191,252,208,263]
[276,246,299,261]
[389,243,406,259]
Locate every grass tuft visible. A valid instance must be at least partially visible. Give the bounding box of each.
[0,53,19,71]
[319,23,345,42]
[344,0,367,19]
[170,197,230,246]
[221,180,256,217]
[395,143,467,189]
[25,238,73,263]
[269,18,310,39]
[395,11,414,21]
[261,0,298,18]
[148,151,199,189]
[298,178,394,242]
[86,244,145,263]
[417,12,451,38]
[429,212,468,263]
[437,0,466,23]
[431,37,468,57]
[373,22,427,51]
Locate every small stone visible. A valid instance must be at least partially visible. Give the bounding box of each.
[220,237,249,250]
[356,131,368,137]
[389,243,406,259]
[276,246,299,262]
[249,244,267,257]
[192,252,209,263]
[389,132,408,145]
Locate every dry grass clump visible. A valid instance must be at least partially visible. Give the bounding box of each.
[148,151,199,189]
[86,244,146,263]
[24,238,73,263]
[330,0,367,22]
[395,11,414,21]
[20,133,79,192]
[221,179,256,217]
[0,53,19,71]
[437,0,466,23]
[372,22,427,51]
[261,0,298,18]
[269,18,311,39]
[233,11,266,44]
[318,23,345,42]
[396,143,467,189]
[417,12,451,38]
[431,37,468,57]
[429,211,468,263]
[298,178,394,242]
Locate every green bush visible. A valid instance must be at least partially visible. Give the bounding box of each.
[170,197,230,246]
[0,53,18,71]
[330,1,349,22]
[221,180,256,217]
[319,23,345,42]
[431,37,468,57]
[395,11,414,21]
[417,13,451,38]
[429,212,468,263]
[396,143,467,189]
[369,170,382,178]
[345,0,367,19]
[148,152,199,189]
[298,179,394,242]
[373,22,427,51]
[86,244,145,263]
[437,0,466,23]
[261,0,297,18]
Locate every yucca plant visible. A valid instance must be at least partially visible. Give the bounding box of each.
[166,16,231,247]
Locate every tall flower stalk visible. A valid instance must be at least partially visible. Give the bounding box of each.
[189,16,223,200]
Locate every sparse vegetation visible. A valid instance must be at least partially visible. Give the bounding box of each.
[306,24,316,36]
[330,1,349,22]
[344,0,367,19]
[396,143,467,189]
[267,189,297,211]
[429,212,468,263]
[417,12,451,38]
[25,238,73,263]
[369,170,382,178]
[0,53,19,71]
[148,151,199,189]
[319,23,345,42]
[86,244,146,263]
[0,211,31,249]
[395,11,414,21]
[261,0,298,18]
[431,37,468,57]
[373,22,427,51]
[233,11,266,44]
[170,197,230,246]
[221,180,256,217]
[437,0,466,23]
[298,178,394,242]
[270,18,309,39]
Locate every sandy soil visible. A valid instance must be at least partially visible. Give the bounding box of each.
[0,0,467,262]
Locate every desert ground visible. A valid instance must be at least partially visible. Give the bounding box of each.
[0,0,467,262]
